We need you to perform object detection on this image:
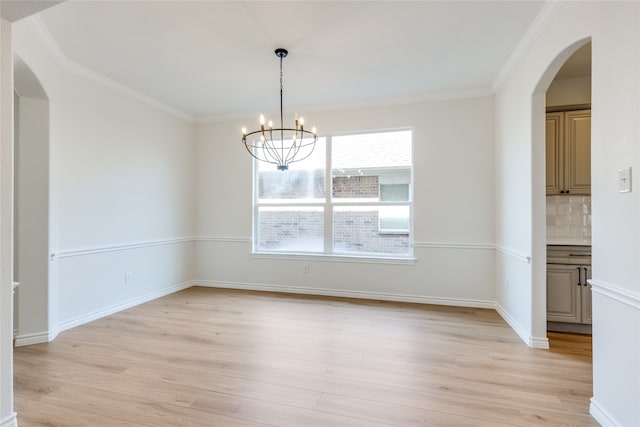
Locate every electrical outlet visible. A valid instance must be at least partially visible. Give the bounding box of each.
[124,272,132,284]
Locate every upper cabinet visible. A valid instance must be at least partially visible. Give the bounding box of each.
[546,109,591,195]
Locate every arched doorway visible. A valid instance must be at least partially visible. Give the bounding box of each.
[13,54,51,346]
[530,38,592,343]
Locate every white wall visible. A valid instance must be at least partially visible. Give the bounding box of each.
[547,76,591,107]
[195,97,496,306]
[14,95,50,344]
[0,16,17,427]
[12,21,197,338]
[495,2,640,426]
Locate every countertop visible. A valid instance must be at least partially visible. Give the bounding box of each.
[547,238,591,246]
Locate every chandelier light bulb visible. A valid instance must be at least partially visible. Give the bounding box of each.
[311,126,317,134]
[241,127,247,136]
[268,120,273,129]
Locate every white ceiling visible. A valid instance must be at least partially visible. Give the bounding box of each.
[0,0,62,22]
[28,1,550,120]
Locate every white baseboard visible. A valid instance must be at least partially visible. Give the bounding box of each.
[590,397,619,427]
[14,330,50,347]
[528,335,550,349]
[193,280,496,309]
[495,303,549,349]
[0,413,17,427]
[56,281,193,335]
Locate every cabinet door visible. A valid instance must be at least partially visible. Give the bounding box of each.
[547,264,581,323]
[582,266,592,324]
[565,110,591,195]
[546,112,563,195]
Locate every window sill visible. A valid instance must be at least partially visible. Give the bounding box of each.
[378,230,410,235]
[251,251,416,265]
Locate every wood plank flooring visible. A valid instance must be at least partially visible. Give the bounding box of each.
[13,287,597,426]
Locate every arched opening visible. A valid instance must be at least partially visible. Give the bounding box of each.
[12,54,51,346]
[531,38,592,344]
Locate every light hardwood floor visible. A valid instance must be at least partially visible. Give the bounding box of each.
[14,287,597,426]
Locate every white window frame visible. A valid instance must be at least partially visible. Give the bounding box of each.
[253,128,414,260]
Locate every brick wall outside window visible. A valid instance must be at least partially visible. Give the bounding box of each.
[258,209,323,251]
[334,209,409,254]
[332,176,379,198]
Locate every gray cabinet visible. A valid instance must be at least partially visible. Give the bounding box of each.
[547,264,581,323]
[546,110,591,196]
[547,245,592,331]
[582,266,592,324]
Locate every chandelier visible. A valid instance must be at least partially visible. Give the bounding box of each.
[242,48,317,171]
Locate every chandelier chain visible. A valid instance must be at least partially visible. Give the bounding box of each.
[280,52,284,145]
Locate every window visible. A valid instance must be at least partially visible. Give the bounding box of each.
[379,183,410,233]
[255,130,412,258]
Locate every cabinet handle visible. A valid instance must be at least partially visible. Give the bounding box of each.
[576,267,582,286]
[566,190,570,194]
[583,267,589,286]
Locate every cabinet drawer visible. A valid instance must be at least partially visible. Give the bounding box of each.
[547,245,591,265]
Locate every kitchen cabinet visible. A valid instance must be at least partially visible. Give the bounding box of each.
[547,264,592,324]
[546,109,591,195]
[582,265,592,324]
[547,245,592,332]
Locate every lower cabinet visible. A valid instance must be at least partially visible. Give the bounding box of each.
[547,263,592,325]
[582,265,592,324]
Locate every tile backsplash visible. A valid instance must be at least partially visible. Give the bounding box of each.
[546,195,591,240]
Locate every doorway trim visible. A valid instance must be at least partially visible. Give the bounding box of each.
[531,37,592,342]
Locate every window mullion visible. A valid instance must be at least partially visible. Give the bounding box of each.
[252,157,258,252]
[324,135,333,254]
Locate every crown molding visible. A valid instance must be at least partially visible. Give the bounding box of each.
[26,15,194,122]
[194,87,494,124]
[24,3,550,127]
[491,0,563,91]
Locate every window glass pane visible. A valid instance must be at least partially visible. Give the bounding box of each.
[332,175,379,201]
[333,206,410,255]
[379,205,410,232]
[257,207,324,252]
[332,131,411,202]
[380,184,409,202]
[258,138,325,203]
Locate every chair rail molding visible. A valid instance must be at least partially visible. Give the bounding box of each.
[194,236,252,243]
[413,241,495,250]
[50,237,196,260]
[495,244,532,264]
[589,279,640,310]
